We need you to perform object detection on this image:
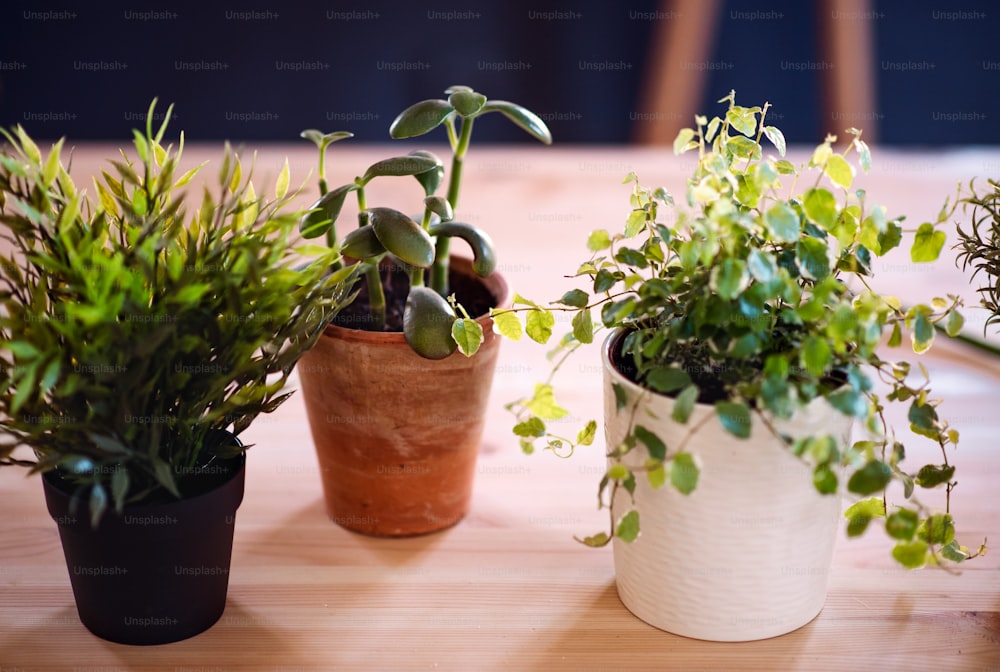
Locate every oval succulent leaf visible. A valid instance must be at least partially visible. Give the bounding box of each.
[428,221,496,276]
[424,195,454,221]
[360,155,440,184]
[405,149,445,195]
[369,207,435,267]
[300,129,353,149]
[389,99,454,139]
[340,225,386,260]
[299,183,358,239]
[404,286,458,359]
[480,100,553,145]
[449,90,487,117]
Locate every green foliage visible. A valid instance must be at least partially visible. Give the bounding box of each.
[956,178,1000,331]
[299,85,551,358]
[0,101,356,523]
[502,91,982,569]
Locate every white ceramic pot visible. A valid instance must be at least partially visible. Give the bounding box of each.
[602,331,852,641]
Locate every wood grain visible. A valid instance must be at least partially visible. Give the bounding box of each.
[2,145,999,670]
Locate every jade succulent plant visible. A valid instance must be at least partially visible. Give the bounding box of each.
[498,91,986,569]
[0,101,355,524]
[299,84,551,359]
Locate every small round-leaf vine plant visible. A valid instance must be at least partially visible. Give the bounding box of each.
[495,91,987,569]
[298,85,552,360]
[0,101,357,526]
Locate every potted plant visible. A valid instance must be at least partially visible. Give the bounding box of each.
[498,92,985,641]
[956,179,1000,328]
[294,85,551,536]
[0,102,355,644]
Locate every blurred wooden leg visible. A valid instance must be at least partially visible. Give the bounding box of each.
[632,0,722,145]
[818,0,879,142]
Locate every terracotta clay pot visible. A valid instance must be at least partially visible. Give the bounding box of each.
[602,330,852,641]
[297,257,508,536]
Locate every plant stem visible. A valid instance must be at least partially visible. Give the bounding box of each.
[364,262,385,331]
[347,186,383,329]
[432,116,475,295]
[409,263,423,288]
[318,145,328,196]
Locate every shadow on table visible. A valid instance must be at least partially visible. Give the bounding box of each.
[241,495,458,568]
[4,601,306,667]
[534,580,821,670]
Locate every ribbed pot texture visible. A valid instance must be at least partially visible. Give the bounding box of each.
[43,451,245,645]
[602,330,852,641]
[297,257,508,536]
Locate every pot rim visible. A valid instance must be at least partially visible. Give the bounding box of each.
[42,440,246,513]
[602,327,850,419]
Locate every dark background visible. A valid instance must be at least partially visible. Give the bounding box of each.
[1,0,997,146]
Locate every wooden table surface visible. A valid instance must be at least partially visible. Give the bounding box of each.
[2,143,1000,671]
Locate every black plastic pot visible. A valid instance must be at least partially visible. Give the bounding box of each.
[42,449,246,645]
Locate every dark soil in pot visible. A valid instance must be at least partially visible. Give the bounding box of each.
[333,256,497,331]
[611,328,848,406]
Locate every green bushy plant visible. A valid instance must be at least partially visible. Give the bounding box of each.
[0,102,356,524]
[499,91,985,569]
[956,179,1000,327]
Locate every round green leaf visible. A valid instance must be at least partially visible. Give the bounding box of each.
[844,497,885,537]
[747,248,778,284]
[827,388,868,417]
[763,125,786,156]
[615,510,640,543]
[812,464,838,494]
[403,287,457,360]
[803,188,837,230]
[795,236,830,280]
[824,154,855,189]
[646,366,691,394]
[491,309,522,340]
[764,202,800,242]
[670,452,699,494]
[369,207,435,268]
[886,509,919,540]
[452,317,484,356]
[911,222,946,263]
[715,401,751,438]
[802,336,832,376]
[918,513,955,545]
[671,385,699,424]
[891,540,929,569]
[558,289,590,308]
[571,309,594,344]
[914,464,955,488]
[847,460,892,496]
[710,258,748,300]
